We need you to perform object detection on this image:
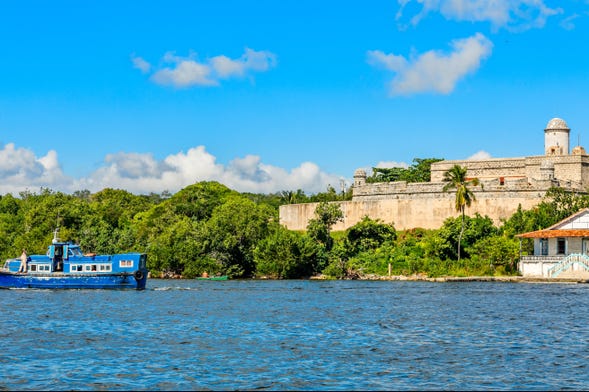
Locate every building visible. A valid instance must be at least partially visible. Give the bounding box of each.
[279,118,589,231]
[517,208,589,278]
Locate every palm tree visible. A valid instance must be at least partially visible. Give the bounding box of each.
[442,165,481,261]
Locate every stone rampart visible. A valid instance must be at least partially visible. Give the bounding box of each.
[279,136,589,231]
[279,186,549,231]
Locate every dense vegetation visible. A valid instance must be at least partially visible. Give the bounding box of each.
[0,181,585,279]
[366,158,443,183]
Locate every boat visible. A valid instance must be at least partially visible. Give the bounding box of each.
[0,229,148,290]
[196,275,228,281]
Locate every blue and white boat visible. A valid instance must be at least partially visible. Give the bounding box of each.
[0,229,148,290]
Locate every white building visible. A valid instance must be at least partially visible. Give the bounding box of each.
[518,208,589,278]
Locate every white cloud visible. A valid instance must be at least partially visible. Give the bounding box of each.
[0,144,72,194]
[131,55,151,73]
[211,48,277,79]
[396,0,563,31]
[560,14,580,30]
[138,48,277,88]
[151,52,217,87]
[375,161,410,169]
[466,150,492,160]
[367,33,493,95]
[0,143,343,196]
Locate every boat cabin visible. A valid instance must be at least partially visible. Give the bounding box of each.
[3,231,146,276]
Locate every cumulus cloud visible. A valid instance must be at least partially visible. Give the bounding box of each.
[466,150,492,160]
[131,55,151,73]
[367,33,493,95]
[396,0,563,31]
[0,144,72,194]
[0,143,343,196]
[375,161,410,169]
[135,48,277,88]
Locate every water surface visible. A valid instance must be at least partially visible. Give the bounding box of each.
[1,279,587,390]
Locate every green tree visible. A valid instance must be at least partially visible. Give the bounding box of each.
[254,225,321,278]
[279,189,307,205]
[442,165,481,261]
[344,216,396,255]
[203,197,274,278]
[468,235,520,274]
[306,201,344,252]
[367,158,443,183]
[429,214,496,260]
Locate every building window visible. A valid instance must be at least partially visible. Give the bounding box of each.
[557,238,566,255]
[540,238,548,256]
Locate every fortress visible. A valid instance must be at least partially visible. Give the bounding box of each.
[279,118,589,231]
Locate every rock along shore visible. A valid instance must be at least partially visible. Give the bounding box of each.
[310,274,589,284]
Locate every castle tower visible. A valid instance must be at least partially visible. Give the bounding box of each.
[353,168,366,188]
[544,118,570,156]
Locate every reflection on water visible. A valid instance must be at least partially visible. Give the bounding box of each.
[1,279,588,390]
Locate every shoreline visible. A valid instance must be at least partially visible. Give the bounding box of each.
[149,274,589,284]
[310,274,589,284]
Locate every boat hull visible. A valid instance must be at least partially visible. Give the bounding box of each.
[0,271,147,290]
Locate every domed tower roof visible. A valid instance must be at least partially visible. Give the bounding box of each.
[354,168,367,178]
[545,118,570,131]
[353,168,367,188]
[544,117,571,156]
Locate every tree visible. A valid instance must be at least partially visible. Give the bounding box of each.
[442,165,481,261]
[203,197,274,278]
[306,202,344,252]
[279,189,307,205]
[345,216,396,255]
[367,157,443,183]
[254,225,322,278]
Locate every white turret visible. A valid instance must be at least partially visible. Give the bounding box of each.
[545,118,570,156]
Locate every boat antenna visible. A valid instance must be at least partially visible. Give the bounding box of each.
[52,227,60,244]
[52,213,61,244]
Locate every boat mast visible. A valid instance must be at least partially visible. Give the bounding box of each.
[52,227,60,244]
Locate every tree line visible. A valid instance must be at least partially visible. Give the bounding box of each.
[0,169,585,279]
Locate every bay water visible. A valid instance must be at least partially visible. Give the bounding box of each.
[1,279,588,390]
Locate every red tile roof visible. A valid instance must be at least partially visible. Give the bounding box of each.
[517,229,589,238]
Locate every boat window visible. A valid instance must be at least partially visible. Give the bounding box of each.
[68,247,83,257]
[30,265,37,272]
[119,260,133,268]
[85,265,91,271]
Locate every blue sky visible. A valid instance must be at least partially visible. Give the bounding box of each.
[1,0,589,195]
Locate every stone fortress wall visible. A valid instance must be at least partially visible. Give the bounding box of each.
[279,118,589,231]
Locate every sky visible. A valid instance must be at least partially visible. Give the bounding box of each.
[1,0,589,196]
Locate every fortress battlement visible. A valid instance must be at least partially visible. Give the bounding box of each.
[280,118,589,231]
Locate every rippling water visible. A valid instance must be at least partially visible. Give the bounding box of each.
[1,279,588,390]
